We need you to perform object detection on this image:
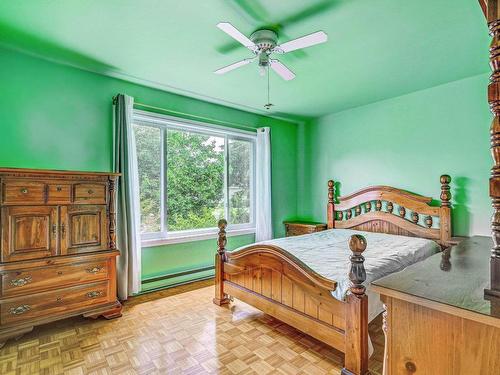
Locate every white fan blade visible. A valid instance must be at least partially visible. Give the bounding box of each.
[217,22,256,49]
[276,31,327,53]
[214,58,254,75]
[270,59,296,81]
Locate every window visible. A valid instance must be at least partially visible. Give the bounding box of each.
[133,110,256,244]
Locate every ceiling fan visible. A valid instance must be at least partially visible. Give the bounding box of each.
[214,22,328,81]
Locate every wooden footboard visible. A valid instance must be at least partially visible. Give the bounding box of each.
[213,220,369,375]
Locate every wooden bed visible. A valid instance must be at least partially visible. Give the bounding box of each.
[213,175,452,375]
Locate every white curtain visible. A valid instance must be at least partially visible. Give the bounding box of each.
[255,127,273,241]
[113,94,142,300]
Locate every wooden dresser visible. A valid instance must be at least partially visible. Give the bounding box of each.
[372,236,500,375]
[0,168,122,347]
[283,220,327,237]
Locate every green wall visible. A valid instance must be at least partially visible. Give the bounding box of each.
[141,234,254,291]
[298,73,492,236]
[0,42,492,294]
[0,47,299,291]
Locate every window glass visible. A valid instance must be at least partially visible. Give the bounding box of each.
[133,117,255,238]
[165,129,225,231]
[134,125,161,233]
[228,139,252,224]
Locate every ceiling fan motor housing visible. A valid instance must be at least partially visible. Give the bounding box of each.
[250,29,278,67]
[250,29,278,52]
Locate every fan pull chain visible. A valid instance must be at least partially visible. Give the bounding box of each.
[267,65,270,104]
[264,64,273,110]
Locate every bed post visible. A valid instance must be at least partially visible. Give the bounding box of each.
[486,0,500,300]
[439,174,452,246]
[342,235,369,375]
[327,180,335,229]
[213,219,230,306]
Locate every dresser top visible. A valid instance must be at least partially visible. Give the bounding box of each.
[0,167,120,177]
[372,236,500,321]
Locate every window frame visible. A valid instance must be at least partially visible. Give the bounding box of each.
[133,109,257,247]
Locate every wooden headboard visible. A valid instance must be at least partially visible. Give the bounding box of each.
[326,175,452,246]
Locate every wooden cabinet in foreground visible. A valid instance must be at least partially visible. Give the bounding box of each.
[372,236,500,374]
[0,168,121,348]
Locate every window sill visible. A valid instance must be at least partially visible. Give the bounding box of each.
[141,227,256,248]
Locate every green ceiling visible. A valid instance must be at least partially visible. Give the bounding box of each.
[0,0,490,119]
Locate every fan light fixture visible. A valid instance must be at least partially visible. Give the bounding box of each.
[214,22,328,109]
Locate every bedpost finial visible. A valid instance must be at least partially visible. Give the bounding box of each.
[349,234,367,253]
[328,180,334,202]
[440,174,451,207]
[348,235,367,297]
[217,219,228,255]
[218,218,227,229]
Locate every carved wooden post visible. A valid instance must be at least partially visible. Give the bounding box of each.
[439,174,452,246]
[411,212,419,224]
[486,0,500,299]
[398,206,405,218]
[327,180,335,229]
[213,219,230,306]
[342,235,369,375]
[425,215,433,228]
[108,176,117,250]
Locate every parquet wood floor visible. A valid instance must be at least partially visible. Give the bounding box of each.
[0,279,383,374]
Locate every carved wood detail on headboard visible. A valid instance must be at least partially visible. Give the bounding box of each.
[327,175,452,246]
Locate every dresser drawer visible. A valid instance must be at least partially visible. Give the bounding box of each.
[1,281,109,325]
[73,183,106,204]
[1,260,108,297]
[47,183,72,204]
[2,181,46,204]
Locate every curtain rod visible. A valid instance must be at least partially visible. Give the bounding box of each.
[133,102,258,132]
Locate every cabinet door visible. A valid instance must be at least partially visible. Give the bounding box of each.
[60,205,108,254]
[1,206,58,262]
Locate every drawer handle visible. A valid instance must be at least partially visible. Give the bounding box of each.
[86,290,103,299]
[56,186,62,192]
[10,304,31,315]
[86,266,103,274]
[61,223,66,238]
[88,189,94,195]
[10,275,32,287]
[20,188,28,194]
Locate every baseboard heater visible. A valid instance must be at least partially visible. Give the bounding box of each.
[141,265,215,285]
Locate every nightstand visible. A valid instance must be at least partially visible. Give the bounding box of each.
[283,221,327,237]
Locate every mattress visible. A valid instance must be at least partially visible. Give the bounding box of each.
[255,228,440,321]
